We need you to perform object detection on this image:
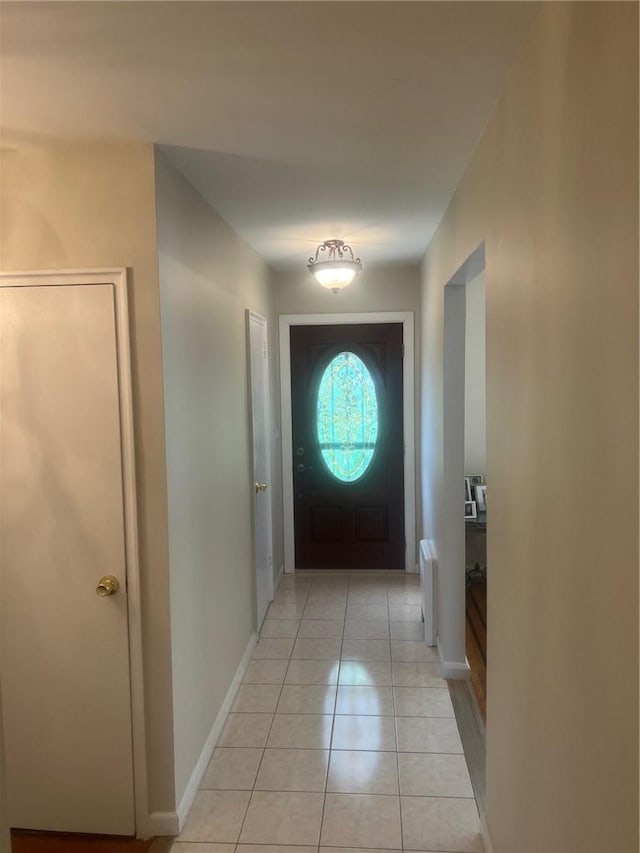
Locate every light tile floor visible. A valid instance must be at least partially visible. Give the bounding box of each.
[173,571,483,853]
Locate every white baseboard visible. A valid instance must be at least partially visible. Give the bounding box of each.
[441,659,471,679]
[148,811,179,836]
[170,632,258,834]
[437,639,471,680]
[480,812,494,852]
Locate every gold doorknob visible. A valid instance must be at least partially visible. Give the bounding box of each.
[255,482,268,493]
[96,575,120,597]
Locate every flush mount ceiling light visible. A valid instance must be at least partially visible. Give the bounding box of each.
[308,239,363,293]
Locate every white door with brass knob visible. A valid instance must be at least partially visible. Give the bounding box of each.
[0,272,140,836]
[247,311,274,628]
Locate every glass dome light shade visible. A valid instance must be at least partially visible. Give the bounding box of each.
[308,260,362,292]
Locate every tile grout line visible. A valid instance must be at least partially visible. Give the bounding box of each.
[317,570,349,848]
[207,744,462,753]
[249,707,455,720]
[389,583,406,853]
[200,784,475,799]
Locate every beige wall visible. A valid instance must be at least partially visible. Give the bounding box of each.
[154,151,278,803]
[0,143,175,813]
[275,263,421,317]
[0,142,282,819]
[420,3,638,851]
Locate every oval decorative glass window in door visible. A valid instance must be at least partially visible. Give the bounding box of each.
[316,351,379,482]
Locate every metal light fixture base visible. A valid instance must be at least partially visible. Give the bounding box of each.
[307,239,363,293]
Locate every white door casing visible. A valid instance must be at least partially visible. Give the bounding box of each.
[0,269,147,835]
[279,312,416,574]
[439,243,485,677]
[247,310,274,628]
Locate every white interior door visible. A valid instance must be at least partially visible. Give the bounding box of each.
[0,276,137,834]
[247,311,274,628]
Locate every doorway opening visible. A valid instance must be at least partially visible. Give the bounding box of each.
[463,270,487,722]
[280,312,415,573]
[247,310,275,629]
[290,322,404,570]
[441,244,486,805]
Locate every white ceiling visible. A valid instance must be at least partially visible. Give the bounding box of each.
[0,2,538,268]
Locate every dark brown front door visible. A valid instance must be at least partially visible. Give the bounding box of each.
[290,323,404,570]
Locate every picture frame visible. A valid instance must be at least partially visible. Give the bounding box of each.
[464,477,472,502]
[464,500,477,519]
[475,484,487,512]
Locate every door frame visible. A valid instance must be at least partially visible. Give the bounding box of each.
[279,311,415,574]
[246,310,275,628]
[0,268,149,836]
[440,243,485,677]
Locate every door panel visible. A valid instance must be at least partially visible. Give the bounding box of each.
[291,324,404,570]
[0,283,135,834]
[247,311,274,627]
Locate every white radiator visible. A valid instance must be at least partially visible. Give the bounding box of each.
[419,539,437,646]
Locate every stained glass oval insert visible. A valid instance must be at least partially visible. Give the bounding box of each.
[316,351,379,483]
